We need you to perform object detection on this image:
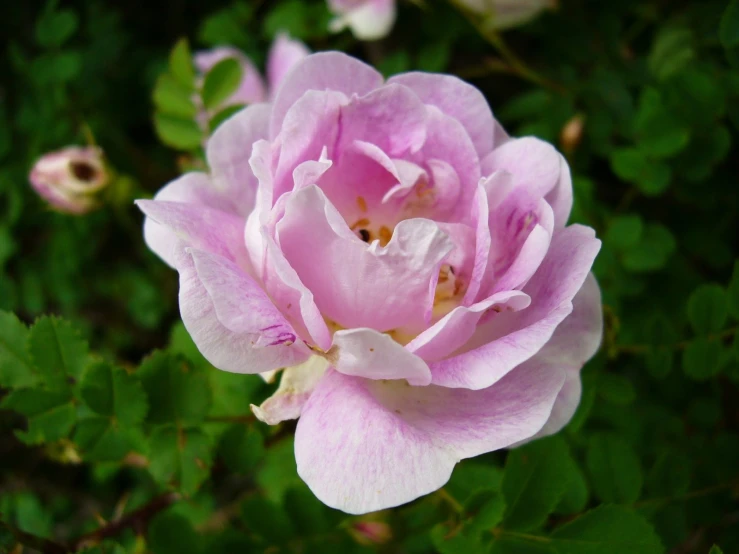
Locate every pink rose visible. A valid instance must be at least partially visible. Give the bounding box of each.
[29,146,109,215]
[137,52,602,514]
[327,0,396,40]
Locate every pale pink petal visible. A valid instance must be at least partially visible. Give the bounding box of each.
[136,198,250,270]
[261,231,333,350]
[175,247,307,374]
[407,291,531,363]
[517,273,602,440]
[388,72,497,157]
[270,52,383,136]
[141,172,239,268]
[461,185,491,305]
[206,103,271,218]
[295,360,564,514]
[266,33,310,96]
[328,0,396,40]
[429,225,601,389]
[331,328,431,385]
[276,185,453,331]
[251,356,328,425]
[481,137,570,228]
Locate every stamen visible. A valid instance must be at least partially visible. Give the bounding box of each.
[357,196,368,213]
[378,226,392,246]
[350,218,370,230]
[359,229,371,242]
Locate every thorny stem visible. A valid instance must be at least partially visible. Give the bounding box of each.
[0,492,181,553]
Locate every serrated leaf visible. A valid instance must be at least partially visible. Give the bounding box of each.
[554,460,588,515]
[726,260,739,321]
[256,436,301,503]
[490,537,554,554]
[502,436,576,531]
[169,38,195,91]
[682,338,722,380]
[585,433,642,503]
[153,74,197,118]
[138,351,211,425]
[467,493,506,533]
[219,424,264,473]
[284,486,331,536]
[154,112,203,150]
[648,26,694,81]
[74,417,143,462]
[687,284,728,335]
[549,505,663,554]
[80,362,148,424]
[0,310,37,388]
[1,389,75,444]
[622,224,676,273]
[27,316,89,391]
[148,426,213,495]
[610,149,671,196]
[201,57,243,111]
[446,461,503,506]
[633,89,690,159]
[709,546,725,554]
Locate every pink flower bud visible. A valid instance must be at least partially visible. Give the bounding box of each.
[29,146,109,214]
[455,0,556,29]
[350,521,392,545]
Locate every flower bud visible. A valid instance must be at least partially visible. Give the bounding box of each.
[29,146,109,214]
[560,113,585,154]
[456,0,556,30]
[349,521,392,545]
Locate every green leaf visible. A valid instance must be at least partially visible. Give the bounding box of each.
[720,0,739,49]
[622,224,676,273]
[35,8,78,48]
[209,104,245,133]
[154,112,203,150]
[0,310,37,388]
[549,505,663,554]
[610,149,671,196]
[430,523,486,554]
[263,0,332,40]
[709,546,725,554]
[467,492,506,533]
[687,284,728,335]
[138,351,212,425]
[219,424,264,473]
[597,373,636,405]
[726,260,739,321]
[256,436,301,503]
[74,362,148,461]
[148,426,213,495]
[284,486,331,536]
[554,459,589,515]
[148,512,202,554]
[605,215,643,250]
[153,74,197,119]
[501,436,576,531]
[585,432,642,503]
[201,57,243,111]
[241,496,295,545]
[28,316,89,391]
[490,537,554,554]
[648,25,694,81]
[169,38,195,91]
[446,461,503,506]
[682,338,722,380]
[1,389,76,444]
[633,89,690,159]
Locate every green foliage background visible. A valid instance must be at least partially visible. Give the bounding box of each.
[1,0,739,552]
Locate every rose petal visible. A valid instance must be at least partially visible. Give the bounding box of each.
[429,225,600,389]
[175,247,308,374]
[206,103,271,218]
[331,328,432,385]
[266,33,310,96]
[270,52,383,136]
[295,360,564,514]
[388,72,496,157]
[276,185,454,331]
[136,198,250,270]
